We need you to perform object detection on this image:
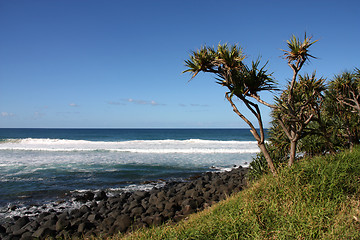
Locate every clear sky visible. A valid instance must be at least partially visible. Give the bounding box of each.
[0,0,359,128]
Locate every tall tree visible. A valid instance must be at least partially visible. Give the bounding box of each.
[183,44,278,175]
[276,34,320,166]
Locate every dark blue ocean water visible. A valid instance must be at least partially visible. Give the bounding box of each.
[0,128,260,217]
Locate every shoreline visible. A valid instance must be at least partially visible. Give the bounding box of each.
[0,166,248,239]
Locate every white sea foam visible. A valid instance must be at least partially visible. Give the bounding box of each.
[0,138,259,186]
[0,138,259,154]
[0,138,259,171]
[0,181,167,221]
[0,199,88,221]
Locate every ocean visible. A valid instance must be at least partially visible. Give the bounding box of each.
[0,128,260,219]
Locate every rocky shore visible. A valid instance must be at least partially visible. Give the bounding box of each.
[0,167,248,240]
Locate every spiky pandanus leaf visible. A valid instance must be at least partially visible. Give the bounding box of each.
[282,33,318,64]
[243,60,278,95]
[183,46,217,79]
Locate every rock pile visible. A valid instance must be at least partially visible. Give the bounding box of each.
[0,167,248,240]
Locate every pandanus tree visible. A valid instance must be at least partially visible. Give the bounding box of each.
[275,34,321,166]
[329,68,360,117]
[274,73,326,165]
[183,44,278,175]
[324,68,360,149]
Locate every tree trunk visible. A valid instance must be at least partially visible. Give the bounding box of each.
[347,127,355,152]
[288,140,297,167]
[258,143,277,176]
[225,93,277,176]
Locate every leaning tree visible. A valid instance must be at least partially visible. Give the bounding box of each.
[183,44,278,175]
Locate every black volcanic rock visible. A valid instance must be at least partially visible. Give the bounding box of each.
[1,167,248,239]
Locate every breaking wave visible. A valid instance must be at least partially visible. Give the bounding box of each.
[0,138,259,154]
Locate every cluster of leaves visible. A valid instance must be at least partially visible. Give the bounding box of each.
[282,33,318,64]
[184,44,277,99]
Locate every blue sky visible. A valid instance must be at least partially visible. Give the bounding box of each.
[0,0,359,128]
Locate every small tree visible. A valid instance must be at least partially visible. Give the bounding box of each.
[274,72,326,166]
[325,68,360,150]
[183,44,278,175]
[329,68,360,117]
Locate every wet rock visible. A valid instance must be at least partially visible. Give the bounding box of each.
[22,220,40,232]
[36,212,50,222]
[79,205,91,214]
[133,190,148,199]
[95,191,107,201]
[10,205,17,211]
[41,217,57,231]
[128,201,140,210]
[14,216,30,230]
[8,217,28,234]
[0,224,6,234]
[74,191,94,203]
[42,212,57,223]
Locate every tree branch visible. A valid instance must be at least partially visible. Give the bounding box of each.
[277,117,292,140]
[225,93,261,142]
[249,93,276,108]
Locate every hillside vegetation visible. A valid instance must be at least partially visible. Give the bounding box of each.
[117,147,360,239]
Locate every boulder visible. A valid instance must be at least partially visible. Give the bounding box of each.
[113,215,132,233]
[55,217,70,232]
[95,191,108,201]
[32,227,56,239]
[77,221,94,233]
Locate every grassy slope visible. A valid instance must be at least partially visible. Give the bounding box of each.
[115,147,360,240]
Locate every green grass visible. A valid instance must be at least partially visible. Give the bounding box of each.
[112,147,360,240]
